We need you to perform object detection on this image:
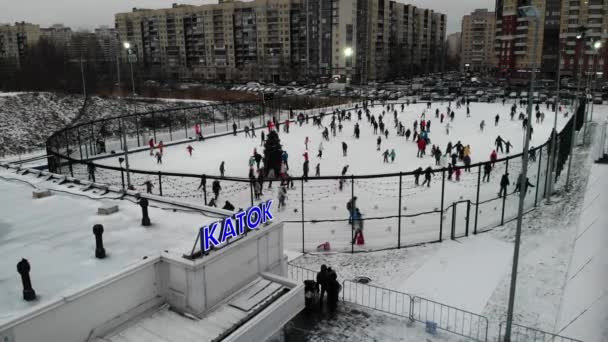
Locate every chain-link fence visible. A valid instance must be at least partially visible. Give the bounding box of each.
[47,98,576,254]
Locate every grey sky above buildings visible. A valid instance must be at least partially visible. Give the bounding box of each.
[0,0,493,34]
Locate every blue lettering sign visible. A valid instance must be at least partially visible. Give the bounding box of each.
[200,200,274,252]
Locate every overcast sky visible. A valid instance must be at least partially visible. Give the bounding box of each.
[0,0,494,34]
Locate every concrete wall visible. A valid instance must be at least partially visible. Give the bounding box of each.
[163,222,286,315]
[0,222,288,342]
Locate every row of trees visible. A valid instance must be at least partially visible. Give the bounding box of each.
[0,35,124,93]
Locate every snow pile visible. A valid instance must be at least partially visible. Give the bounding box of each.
[0,93,211,157]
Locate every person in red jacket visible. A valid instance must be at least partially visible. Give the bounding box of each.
[148,138,155,156]
[284,119,290,133]
[186,145,194,156]
[267,120,275,132]
[157,141,164,156]
[490,149,498,168]
[302,151,309,162]
[417,137,427,158]
[420,120,426,131]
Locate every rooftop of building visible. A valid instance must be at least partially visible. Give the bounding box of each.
[0,167,219,327]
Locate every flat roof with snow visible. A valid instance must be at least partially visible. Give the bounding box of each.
[0,168,216,327]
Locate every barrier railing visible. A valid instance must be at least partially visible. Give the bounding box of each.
[410,295,489,342]
[46,98,578,254]
[342,279,412,318]
[498,322,583,342]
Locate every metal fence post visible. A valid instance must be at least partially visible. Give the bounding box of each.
[158,172,163,196]
[544,144,551,197]
[169,114,173,141]
[120,167,125,190]
[184,109,188,139]
[398,172,402,248]
[465,200,471,237]
[250,180,254,206]
[135,115,141,147]
[501,159,509,225]
[351,174,355,254]
[534,147,543,206]
[152,113,157,142]
[451,203,456,240]
[439,169,445,242]
[301,178,305,254]
[474,164,481,234]
[77,128,83,160]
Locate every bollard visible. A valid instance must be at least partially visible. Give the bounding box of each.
[139,198,151,226]
[16,258,36,301]
[93,224,106,259]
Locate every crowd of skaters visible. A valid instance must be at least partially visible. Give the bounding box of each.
[135,96,552,239]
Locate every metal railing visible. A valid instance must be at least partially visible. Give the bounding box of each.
[498,322,583,342]
[410,295,489,342]
[46,98,578,254]
[342,279,412,318]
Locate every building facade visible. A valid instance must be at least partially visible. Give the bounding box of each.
[0,22,41,69]
[559,0,608,80]
[495,0,607,80]
[461,9,496,72]
[114,0,446,83]
[494,0,546,78]
[41,24,73,49]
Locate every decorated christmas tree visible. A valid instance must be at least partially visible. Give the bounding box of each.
[263,130,283,177]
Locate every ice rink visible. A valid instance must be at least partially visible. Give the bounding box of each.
[91,100,600,253]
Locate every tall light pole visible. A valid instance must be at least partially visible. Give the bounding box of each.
[503,6,539,342]
[344,47,353,85]
[119,118,132,189]
[123,42,136,97]
[566,26,587,192]
[590,40,602,123]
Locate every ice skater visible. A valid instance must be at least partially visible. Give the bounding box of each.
[219,161,225,177]
[186,144,194,156]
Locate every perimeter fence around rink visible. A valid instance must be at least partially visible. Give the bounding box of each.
[46,97,577,253]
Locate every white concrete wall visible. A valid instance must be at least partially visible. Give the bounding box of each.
[0,258,161,342]
[164,222,286,315]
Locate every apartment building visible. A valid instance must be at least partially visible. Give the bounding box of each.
[0,22,41,69]
[559,0,608,79]
[461,9,496,72]
[495,0,546,78]
[115,0,446,83]
[94,26,120,62]
[41,24,73,49]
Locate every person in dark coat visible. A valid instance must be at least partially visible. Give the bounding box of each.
[316,265,329,309]
[212,179,221,200]
[413,167,423,185]
[222,201,235,211]
[326,270,341,313]
[232,122,238,136]
[499,173,510,197]
[421,166,433,187]
[483,163,492,182]
[514,173,535,194]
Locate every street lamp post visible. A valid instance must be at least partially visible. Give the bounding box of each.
[119,118,132,189]
[566,26,587,192]
[590,41,602,123]
[344,47,353,85]
[123,42,136,97]
[503,6,540,342]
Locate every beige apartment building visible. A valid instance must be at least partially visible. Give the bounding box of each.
[460,9,496,72]
[0,22,41,69]
[559,0,608,79]
[115,0,446,83]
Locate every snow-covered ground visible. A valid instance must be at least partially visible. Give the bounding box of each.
[289,117,604,342]
[0,92,212,158]
[0,167,218,326]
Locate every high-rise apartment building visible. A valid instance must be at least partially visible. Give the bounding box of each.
[0,22,41,69]
[94,26,120,62]
[559,0,608,80]
[461,9,496,72]
[41,24,73,49]
[494,0,546,78]
[115,0,446,83]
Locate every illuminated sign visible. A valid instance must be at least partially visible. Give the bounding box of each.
[200,200,274,252]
